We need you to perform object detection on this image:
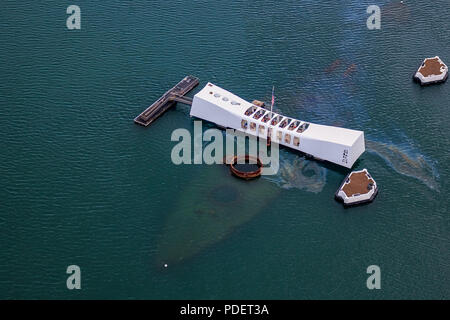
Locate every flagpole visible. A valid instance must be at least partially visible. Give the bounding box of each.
[271,86,274,115]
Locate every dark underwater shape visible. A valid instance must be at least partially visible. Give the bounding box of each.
[155,164,281,266]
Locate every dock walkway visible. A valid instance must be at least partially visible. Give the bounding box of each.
[134,76,199,127]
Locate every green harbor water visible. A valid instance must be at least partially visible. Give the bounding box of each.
[0,1,449,299]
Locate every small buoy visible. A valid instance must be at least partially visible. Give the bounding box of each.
[164,264,168,268]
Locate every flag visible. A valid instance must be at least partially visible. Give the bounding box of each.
[271,86,275,107]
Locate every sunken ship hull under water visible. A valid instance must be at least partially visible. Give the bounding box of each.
[190,83,365,168]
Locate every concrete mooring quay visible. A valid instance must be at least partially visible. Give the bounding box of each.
[134,75,199,127]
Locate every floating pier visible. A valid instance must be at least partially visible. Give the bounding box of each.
[335,169,378,207]
[190,83,365,168]
[413,56,448,85]
[134,75,199,127]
